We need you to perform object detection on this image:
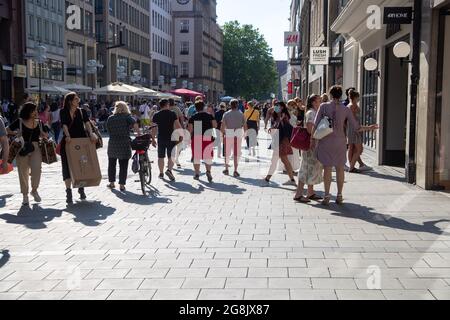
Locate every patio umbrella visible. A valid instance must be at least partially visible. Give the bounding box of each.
[62,83,93,93]
[93,82,143,95]
[220,96,235,103]
[134,86,160,97]
[157,92,183,101]
[26,85,70,95]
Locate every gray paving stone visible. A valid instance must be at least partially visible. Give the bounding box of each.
[125,268,169,279]
[382,290,436,300]
[336,290,385,300]
[140,279,184,289]
[9,280,61,292]
[290,289,337,300]
[207,268,248,278]
[244,289,289,300]
[248,268,287,278]
[198,289,244,300]
[64,290,112,300]
[225,278,268,289]
[166,268,208,278]
[0,281,20,292]
[0,292,24,300]
[183,278,226,289]
[152,289,200,300]
[85,269,130,279]
[19,291,68,300]
[311,278,357,289]
[430,289,450,300]
[97,279,144,290]
[269,278,312,289]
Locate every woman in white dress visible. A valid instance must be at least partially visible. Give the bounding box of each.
[294,94,324,203]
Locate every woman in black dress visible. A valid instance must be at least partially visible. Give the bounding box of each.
[60,92,98,204]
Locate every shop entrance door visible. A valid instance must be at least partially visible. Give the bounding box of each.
[383,39,409,167]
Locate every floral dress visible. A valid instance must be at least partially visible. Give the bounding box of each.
[298,110,323,185]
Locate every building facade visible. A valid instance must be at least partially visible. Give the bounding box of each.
[150,0,175,91]
[415,0,450,190]
[172,0,224,102]
[66,0,97,89]
[24,0,66,89]
[0,0,26,103]
[95,0,151,88]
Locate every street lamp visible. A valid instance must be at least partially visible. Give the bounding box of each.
[26,45,48,105]
[131,70,142,84]
[87,59,104,90]
[158,75,165,90]
[117,65,127,82]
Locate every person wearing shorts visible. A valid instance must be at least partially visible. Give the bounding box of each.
[222,99,246,177]
[152,99,182,181]
[188,100,217,182]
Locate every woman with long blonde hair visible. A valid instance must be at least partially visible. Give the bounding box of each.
[106,101,140,191]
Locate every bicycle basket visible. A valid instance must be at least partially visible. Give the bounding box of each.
[131,134,151,151]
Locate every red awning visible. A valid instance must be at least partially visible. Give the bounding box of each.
[170,89,205,98]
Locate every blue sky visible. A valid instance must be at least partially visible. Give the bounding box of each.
[217,0,291,61]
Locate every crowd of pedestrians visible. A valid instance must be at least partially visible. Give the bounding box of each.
[0,84,379,208]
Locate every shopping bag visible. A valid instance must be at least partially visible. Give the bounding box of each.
[40,139,58,164]
[290,126,311,151]
[0,160,13,175]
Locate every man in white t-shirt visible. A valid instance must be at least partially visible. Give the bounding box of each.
[139,102,151,127]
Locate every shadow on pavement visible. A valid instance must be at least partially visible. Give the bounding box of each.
[164,182,205,194]
[319,202,450,236]
[0,204,63,229]
[64,201,116,227]
[0,249,10,269]
[0,194,13,208]
[236,176,297,192]
[356,170,406,183]
[111,189,172,205]
[198,180,246,194]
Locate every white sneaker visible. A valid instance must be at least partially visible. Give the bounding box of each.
[30,191,41,203]
[283,180,297,186]
[22,195,29,206]
[359,165,372,172]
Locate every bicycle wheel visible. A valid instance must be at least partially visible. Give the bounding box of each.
[145,156,152,186]
[139,156,147,195]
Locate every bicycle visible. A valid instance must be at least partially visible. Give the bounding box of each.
[131,125,157,195]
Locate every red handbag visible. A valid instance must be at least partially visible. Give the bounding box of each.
[290,126,311,151]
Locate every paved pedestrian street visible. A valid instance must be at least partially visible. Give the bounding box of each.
[1,131,450,300]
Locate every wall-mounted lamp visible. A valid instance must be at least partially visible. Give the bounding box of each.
[364,57,380,77]
[393,41,412,66]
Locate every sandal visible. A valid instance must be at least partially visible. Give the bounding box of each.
[349,168,361,174]
[336,194,344,205]
[308,194,323,201]
[233,171,240,178]
[295,196,311,203]
[321,195,331,206]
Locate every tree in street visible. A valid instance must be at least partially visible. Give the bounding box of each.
[223,21,278,100]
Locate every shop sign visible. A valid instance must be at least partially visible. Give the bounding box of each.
[289,58,302,66]
[13,65,27,78]
[310,47,329,65]
[329,57,343,65]
[383,7,413,25]
[284,32,300,47]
